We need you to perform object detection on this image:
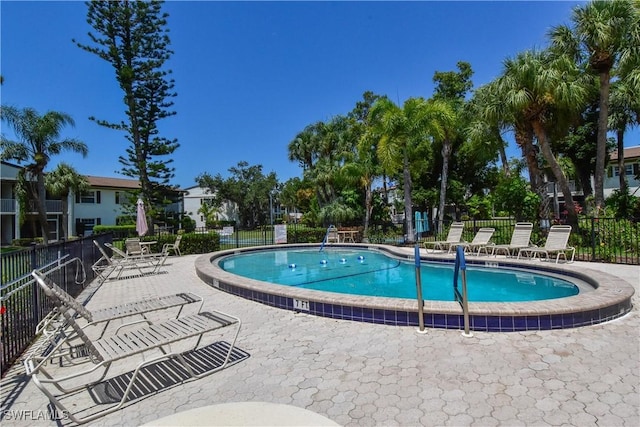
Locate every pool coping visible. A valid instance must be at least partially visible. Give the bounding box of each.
[195,243,635,332]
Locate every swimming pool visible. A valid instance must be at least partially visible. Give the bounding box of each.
[195,244,634,332]
[218,248,579,302]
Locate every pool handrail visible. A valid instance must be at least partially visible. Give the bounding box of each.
[319,225,338,251]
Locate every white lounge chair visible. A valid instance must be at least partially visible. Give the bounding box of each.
[92,240,152,283]
[107,242,168,271]
[25,270,242,425]
[423,222,464,253]
[449,227,495,255]
[33,270,203,341]
[486,222,534,257]
[517,225,575,263]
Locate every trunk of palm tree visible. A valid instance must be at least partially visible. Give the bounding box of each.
[364,182,372,237]
[382,175,389,205]
[594,71,611,211]
[532,121,577,227]
[617,130,626,192]
[437,139,452,234]
[35,171,50,244]
[402,151,414,243]
[497,135,510,177]
[515,125,549,219]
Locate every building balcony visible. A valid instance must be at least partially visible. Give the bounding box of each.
[545,181,583,197]
[1,198,16,213]
[0,198,63,214]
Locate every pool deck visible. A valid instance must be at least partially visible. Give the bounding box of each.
[1,251,638,426]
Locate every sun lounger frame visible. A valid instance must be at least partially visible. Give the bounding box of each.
[25,271,241,424]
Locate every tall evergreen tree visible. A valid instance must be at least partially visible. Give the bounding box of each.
[75,0,178,210]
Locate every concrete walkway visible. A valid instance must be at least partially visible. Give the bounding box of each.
[1,254,638,426]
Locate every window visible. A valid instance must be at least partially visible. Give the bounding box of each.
[75,190,101,204]
[115,192,121,204]
[612,164,639,178]
[77,217,101,234]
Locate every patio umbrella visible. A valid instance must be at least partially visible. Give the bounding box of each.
[136,198,148,236]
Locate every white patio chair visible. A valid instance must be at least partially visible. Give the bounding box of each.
[423,222,464,252]
[449,227,495,255]
[517,225,575,263]
[163,234,182,256]
[487,222,534,257]
[326,226,339,243]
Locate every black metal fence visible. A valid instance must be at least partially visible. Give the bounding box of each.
[1,217,637,373]
[192,218,639,264]
[0,234,111,374]
[422,217,639,265]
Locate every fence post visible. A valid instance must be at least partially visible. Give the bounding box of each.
[30,244,40,335]
[590,217,596,262]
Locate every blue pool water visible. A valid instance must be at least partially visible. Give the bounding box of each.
[218,248,579,302]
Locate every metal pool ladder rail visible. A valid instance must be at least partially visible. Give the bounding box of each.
[454,246,473,337]
[319,225,337,252]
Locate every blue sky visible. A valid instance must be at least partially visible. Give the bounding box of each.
[2,1,636,190]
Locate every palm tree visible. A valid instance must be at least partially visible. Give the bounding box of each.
[0,106,88,244]
[432,62,473,233]
[610,80,639,191]
[471,80,549,217]
[549,0,638,211]
[347,91,382,236]
[45,163,90,239]
[466,84,511,177]
[496,50,589,225]
[288,124,317,172]
[369,97,454,242]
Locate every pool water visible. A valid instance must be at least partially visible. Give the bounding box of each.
[218,248,579,302]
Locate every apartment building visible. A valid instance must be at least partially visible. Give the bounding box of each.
[0,161,140,245]
[182,185,238,228]
[606,145,640,198]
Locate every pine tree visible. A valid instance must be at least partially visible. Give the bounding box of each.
[75,0,179,209]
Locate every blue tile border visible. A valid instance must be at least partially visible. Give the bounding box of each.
[196,244,635,332]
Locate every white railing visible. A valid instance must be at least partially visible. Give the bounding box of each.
[546,181,579,195]
[1,198,16,213]
[0,198,63,213]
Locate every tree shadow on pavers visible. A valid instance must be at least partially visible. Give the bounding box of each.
[88,341,250,405]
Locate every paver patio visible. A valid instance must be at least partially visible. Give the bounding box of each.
[1,252,638,426]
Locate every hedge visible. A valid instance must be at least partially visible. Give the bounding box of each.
[136,232,220,255]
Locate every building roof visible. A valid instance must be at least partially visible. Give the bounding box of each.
[610,145,640,161]
[85,175,141,189]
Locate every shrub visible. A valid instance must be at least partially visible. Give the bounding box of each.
[94,225,137,238]
[137,232,220,255]
[11,237,44,247]
[182,216,196,233]
[288,227,326,243]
